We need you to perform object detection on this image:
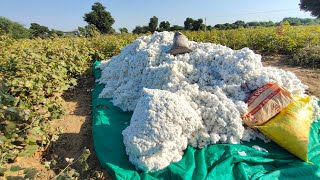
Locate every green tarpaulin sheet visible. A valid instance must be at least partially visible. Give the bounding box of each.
[92,60,320,180]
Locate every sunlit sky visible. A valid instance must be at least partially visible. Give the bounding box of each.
[0,0,315,32]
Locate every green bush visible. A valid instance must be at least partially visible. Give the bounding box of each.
[292,45,320,68]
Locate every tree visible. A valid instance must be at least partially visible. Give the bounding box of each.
[184,17,194,30]
[184,18,205,31]
[30,23,50,38]
[0,17,30,39]
[206,25,213,31]
[214,24,226,30]
[192,18,205,30]
[148,16,158,33]
[84,2,115,34]
[300,0,320,18]
[78,24,100,37]
[132,26,149,34]
[56,30,64,37]
[49,29,64,37]
[159,21,170,31]
[119,27,128,34]
[246,21,260,27]
[170,25,184,31]
[233,20,246,28]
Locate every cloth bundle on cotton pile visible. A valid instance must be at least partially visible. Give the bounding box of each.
[96,31,320,172]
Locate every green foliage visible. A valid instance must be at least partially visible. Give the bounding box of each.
[282,17,320,25]
[170,25,184,31]
[148,16,158,33]
[300,0,320,18]
[84,2,115,34]
[192,19,205,31]
[0,34,137,166]
[159,21,170,31]
[0,17,30,39]
[184,17,194,30]
[49,29,64,37]
[184,25,320,54]
[119,27,129,34]
[132,26,150,34]
[29,23,50,38]
[292,45,320,67]
[0,165,37,179]
[78,24,101,37]
[233,20,247,28]
[184,18,205,31]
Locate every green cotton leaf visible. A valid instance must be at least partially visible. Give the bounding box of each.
[7,107,18,114]
[80,149,91,163]
[82,162,89,171]
[79,149,91,172]
[24,168,37,179]
[0,135,7,144]
[13,97,19,107]
[25,137,37,145]
[63,84,70,90]
[19,145,39,157]
[25,81,32,88]
[10,165,24,172]
[29,127,42,135]
[46,88,53,94]
[18,101,27,109]
[6,176,24,180]
[70,78,77,85]
[5,122,16,134]
[0,167,7,176]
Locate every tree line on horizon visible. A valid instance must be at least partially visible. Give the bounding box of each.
[130,16,320,34]
[1,1,319,38]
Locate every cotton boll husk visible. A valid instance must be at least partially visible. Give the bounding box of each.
[97,31,316,171]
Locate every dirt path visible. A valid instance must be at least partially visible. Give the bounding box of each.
[262,54,320,98]
[3,54,319,179]
[3,75,110,179]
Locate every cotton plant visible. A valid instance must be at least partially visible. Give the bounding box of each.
[97,31,320,171]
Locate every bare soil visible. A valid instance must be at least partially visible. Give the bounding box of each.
[3,75,110,179]
[262,54,320,98]
[3,54,319,179]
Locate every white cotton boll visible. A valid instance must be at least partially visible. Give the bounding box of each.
[210,133,220,144]
[122,88,203,172]
[97,32,312,171]
[311,96,320,122]
[242,127,271,143]
[234,101,248,115]
[252,145,268,153]
[238,151,247,156]
[129,148,182,172]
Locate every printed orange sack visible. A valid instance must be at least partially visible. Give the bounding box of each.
[242,83,293,128]
[256,96,313,162]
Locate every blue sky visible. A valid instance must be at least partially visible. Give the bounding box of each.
[0,0,314,32]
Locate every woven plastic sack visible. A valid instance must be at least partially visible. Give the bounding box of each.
[242,83,293,127]
[256,96,313,161]
[169,32,192,55]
